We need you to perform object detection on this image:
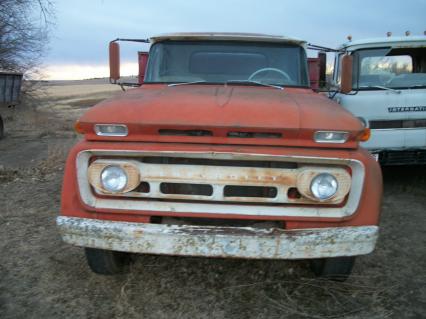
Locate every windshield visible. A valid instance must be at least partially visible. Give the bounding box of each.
[145,41,309,87]
[352,47,426,89]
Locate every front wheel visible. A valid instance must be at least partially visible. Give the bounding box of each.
[309,256,356,281]
[84,248,131,275]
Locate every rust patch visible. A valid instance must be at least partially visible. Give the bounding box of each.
[57,216,380,259]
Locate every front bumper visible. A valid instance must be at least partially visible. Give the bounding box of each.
[57,216,379,259]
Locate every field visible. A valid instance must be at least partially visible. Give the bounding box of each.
[0,81,425,318]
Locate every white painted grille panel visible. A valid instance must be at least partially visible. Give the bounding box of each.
[77,150,365,218]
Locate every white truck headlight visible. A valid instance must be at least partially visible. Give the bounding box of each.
[100,165,128,192]
[310,173,338,200]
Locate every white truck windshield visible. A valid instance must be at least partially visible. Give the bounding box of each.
[352,47,426,89]
[145,41,309,87]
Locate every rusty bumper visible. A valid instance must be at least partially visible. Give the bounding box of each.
[56,216,379,259]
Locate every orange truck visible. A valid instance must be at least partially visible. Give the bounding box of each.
[57,33,382,280]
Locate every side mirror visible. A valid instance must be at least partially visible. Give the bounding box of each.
[109,41,120,83]
[340,54,353,94]
[138,52,149,85]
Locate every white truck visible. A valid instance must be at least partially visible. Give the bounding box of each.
[331,34,426,165]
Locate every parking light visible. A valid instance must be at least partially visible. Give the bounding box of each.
[314,131,349,143]
[95,124,128,137]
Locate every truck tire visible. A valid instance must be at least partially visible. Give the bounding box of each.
[309,256,355,281]
[0,115,4,139]
[84,248,131,275]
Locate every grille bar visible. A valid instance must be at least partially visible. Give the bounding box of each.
[370,119,426,129]
[379,150,426,165]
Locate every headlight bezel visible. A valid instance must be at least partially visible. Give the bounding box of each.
[87,160,140,194]
[296,167,352,203]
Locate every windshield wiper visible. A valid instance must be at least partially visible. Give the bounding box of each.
[225,80,283,90]
[359,85,401,94]
[168,80,207,87]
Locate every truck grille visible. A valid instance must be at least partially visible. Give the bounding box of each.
[89,156,350,205]
[77,150,364,218]
[370,119,426,129]
[379,150,426,165]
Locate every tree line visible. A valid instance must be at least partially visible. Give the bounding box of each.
[0,0,54,77]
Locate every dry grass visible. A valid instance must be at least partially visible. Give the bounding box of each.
[96,256,402,319]
[41,83,121,99]
[253,276,396,318]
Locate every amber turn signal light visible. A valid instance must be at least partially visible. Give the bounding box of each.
[74,121,84,134]
[358,128,371,142]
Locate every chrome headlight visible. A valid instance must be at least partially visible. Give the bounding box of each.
[100,165,128,192]
[310,173,338,200]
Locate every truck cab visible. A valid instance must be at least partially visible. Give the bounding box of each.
[332,35,426,165]
[57,33,382,280]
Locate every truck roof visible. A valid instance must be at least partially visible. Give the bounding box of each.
[339,35,426,51]
[150,32,306,45]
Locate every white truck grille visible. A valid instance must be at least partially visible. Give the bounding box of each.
[77,150,364,218]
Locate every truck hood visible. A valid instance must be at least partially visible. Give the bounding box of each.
[79,84,364,148]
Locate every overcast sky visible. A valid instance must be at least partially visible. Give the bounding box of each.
[44,0,426,80]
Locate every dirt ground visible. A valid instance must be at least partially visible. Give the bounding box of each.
[0,81,425,319]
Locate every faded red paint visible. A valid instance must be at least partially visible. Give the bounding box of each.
[77,85,364,148]
[60,140,382,229]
